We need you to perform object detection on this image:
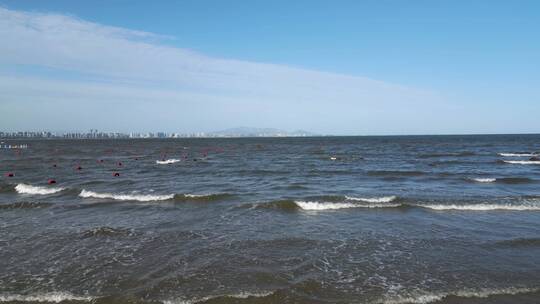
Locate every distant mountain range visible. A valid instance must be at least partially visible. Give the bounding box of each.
[209,127,318,137]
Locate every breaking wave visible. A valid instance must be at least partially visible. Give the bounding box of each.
[78,190,232,202]
[156,159,181,165]
[382,286,539,304]
[79,189,174,202]
[503,160,540,165]
[0,292,93,303]
[468,177,533,184]
[419,203,540,211]
[499,152,538,157]
[470,177,497,183]
[15,184,65,195]
[162,291,276,304]
[176,193,233,202]
[345,195,398,203]
[494,177,533,184]
[253,196,540,212]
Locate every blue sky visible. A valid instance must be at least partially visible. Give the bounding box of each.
[0,0,539,134]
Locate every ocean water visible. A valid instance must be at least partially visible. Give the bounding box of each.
[1,135,540,304]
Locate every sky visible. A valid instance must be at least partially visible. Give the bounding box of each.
[0,0,539,135]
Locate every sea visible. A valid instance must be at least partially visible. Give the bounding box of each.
[1,135,540,304]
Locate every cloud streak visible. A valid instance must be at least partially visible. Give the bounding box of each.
[0,7,445,134]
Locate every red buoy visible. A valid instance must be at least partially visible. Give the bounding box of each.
[113,172,120,177]
[48,179,56,184]
[5,172,14,177]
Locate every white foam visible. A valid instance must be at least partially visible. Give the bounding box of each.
[163,291,274,304]
[503,160,540,165]
[345,195,397,203]
[79,189,174,202]
[184,193,209,198]
[383,287,539,304]
[0,292,93,303]
[499,153,537,157]
[295,200,401,210]
[420,203,540,211]
[15,184,65,195]
[156,159,180,164]
[470,178,497,183]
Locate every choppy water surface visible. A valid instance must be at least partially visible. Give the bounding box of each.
[1,135,540,304]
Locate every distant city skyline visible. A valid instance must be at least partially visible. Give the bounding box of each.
[1,1,539,135]
[0,127,318,139]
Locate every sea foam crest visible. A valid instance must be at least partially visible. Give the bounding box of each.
[420,203,540,211]
[15,184,65,195]
[79,189,174,202]
[0,292,93,303]
[345,195,397,203]
[470,178,497,183]
[499,153,537,157]
[295,200,401,210]
[383,286,539,304]
[503,160,540,165]
[156,159,181,165]
[162,291,275,304]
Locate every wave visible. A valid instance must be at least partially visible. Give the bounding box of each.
[0,292,93,303]
[493,237,540,248]
[296,199,402,211]
[79,190,232,203]
[470,177,497,183]
[345,195,397,203]
[468,177,533,184]
[0,202,53,210]
[156,159,180,165]
[163,291,275,304]
[499,152,537,157]
[15,184,65,195]
[367,170,426,177]
[419,203,540,211]
[0,183,15,194]
[503,160,540,165]
[81,226,135,238]
[418,151,475,158]
[176,193,233,202]
[253,197,540,212]
[79,189,174,202]
[383,286,539,304]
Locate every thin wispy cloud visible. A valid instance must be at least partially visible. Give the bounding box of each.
[0,7,445,134]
